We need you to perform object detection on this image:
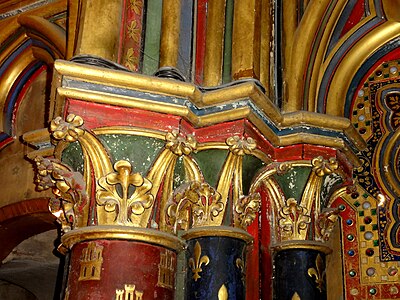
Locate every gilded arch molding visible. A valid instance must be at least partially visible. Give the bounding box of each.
[0,3,66,148]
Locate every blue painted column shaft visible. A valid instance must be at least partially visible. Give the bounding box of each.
[183,228,251,299]
[273,246,329,300]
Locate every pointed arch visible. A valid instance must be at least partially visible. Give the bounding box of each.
[0,12,66,149]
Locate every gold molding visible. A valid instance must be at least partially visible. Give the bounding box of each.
[305,0,349,112]
[182,226,253,244]
[285,0,344,111]
[49,60,365,165]
[92,126,166,139]
[272,240,332,254]
[325,21,400,116]
[0,0,66,35]
[61,226,185,251]
[0,50,35,133]
[259,0,272,95]
[18,15,66,57]
[382,0,400,21]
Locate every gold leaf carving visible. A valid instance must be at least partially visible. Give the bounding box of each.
[307,254,326,292]
[165,130,197,156]
[226,135,256,156]
[278,198,311,240]
[34,156,87,231]
[167,181,224,231]
[277,162,293,174]
[311,156,338,177]
[188,241,209,281]
[316,208,339,242]
[97,160,153,226]
[235,193,261,229]
[50,114,85,142]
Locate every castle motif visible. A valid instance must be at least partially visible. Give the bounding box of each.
[115,284,143,300]
[158,250,175,289]
[79,242,104,281]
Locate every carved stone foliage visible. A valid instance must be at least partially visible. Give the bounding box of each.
[252,156,345,242]
[315,208,339,242]
[50,114,85,142]
[34,156,87,231]
[278,198,311,240]
[167,181,261,232]
[167,181,225,231]
[165,130,197,156]
[226,135,256,156]
[311,156,338,177]
[33,114,262,235]
[234,193,261,230]
[97,160,153,226]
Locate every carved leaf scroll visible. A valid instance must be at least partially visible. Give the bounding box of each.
[167,181,224,232]
[34,156,87,231]
[97,160,153,226]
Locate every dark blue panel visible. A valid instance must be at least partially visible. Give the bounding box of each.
[274,249,327,300]
[185,236,246,299]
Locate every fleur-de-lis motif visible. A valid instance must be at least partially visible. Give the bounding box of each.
[278,198,311,240]
[165,130,197,156]
[188,241,209,281]
[311,156,338,177]
[307,254,326,292]
[226,135,256,156]
[50,114,85,142]
[97,160,153,225]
